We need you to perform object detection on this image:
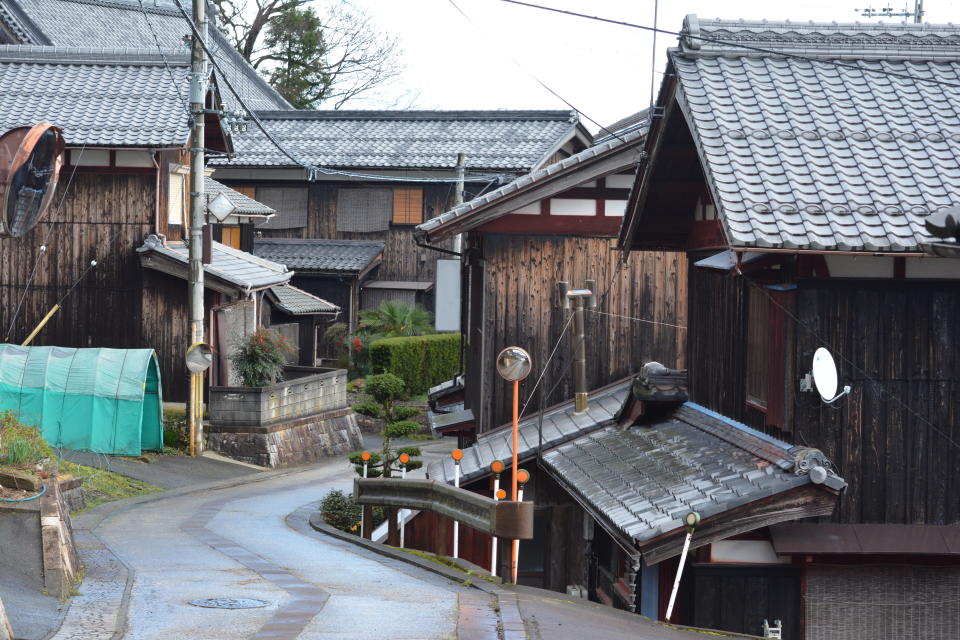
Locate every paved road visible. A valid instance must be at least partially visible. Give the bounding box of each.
[51,459,471,640]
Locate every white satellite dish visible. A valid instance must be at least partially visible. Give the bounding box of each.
[812,347,850,404]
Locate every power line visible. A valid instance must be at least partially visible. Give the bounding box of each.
[4,144,88,342]
[447,0,625,142]
[737,268,960,454]
[137,0,190,115]
[171,0,506,186]
[496,0,960,91]
[519,311,574,419]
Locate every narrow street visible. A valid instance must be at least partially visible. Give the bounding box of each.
[53,459,470,640]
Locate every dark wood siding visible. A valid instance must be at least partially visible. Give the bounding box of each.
[245,181,462,282]
[0,172,153,354]
[470,234,687,431]
[687,263,960,526]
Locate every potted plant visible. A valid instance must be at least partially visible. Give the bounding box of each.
[208,328,348,427]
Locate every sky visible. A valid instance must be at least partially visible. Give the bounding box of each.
[340,0,960,132]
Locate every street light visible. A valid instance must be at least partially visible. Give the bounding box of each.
[496,346,531,584]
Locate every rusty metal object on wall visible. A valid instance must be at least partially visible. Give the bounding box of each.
[0,122,65,238]
[354,477,534,540]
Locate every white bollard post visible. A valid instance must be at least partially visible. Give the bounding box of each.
[453,461,461,559]
[361,460,368,536]
[491,475,500,576]
[400,461,407,549]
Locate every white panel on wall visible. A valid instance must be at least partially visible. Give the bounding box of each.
[550,198,595,216]
[510,202,541,215]
[906,257,960,279]
[115,150,154,167]
[580,180,597,188]
[824,255,894,278]
[71,149,110,166]
[435,259,461,332]
[604,200,627,216]
[605,174,634,189]
[710,540,789,564]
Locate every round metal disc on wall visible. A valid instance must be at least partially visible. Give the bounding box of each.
[812,347,839,402]
[496,346,532,382]
[188,598,269,609]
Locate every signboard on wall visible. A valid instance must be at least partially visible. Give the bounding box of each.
[434,259,461,332]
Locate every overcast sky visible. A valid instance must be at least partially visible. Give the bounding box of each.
[341,0,960,131]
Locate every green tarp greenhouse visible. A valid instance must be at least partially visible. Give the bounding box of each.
[0,345,163,455]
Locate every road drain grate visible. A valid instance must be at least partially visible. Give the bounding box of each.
[188,598,270,609]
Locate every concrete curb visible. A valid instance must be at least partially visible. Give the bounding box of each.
[307,513,506,595]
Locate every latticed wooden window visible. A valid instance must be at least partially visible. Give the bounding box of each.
[337,188,391,232]
[392,188,423,225]
[745,286,769,409]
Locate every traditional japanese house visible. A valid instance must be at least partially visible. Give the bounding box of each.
[415,120,687,439]
[209,110,593,333]
[616,16,960,639]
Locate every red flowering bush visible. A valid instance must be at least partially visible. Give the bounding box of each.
[229,328,295,387]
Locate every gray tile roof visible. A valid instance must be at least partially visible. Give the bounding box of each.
[204,177,274,217]
[211,110,582,170]
[137,234,290,291]
[417,128,645,241]
[666,15,960,252]
[253,238,384,274]
[267,283,338,315]
[428,379,631,487]
[541,402,843,545]
[6,0,290,111]
[0,46,191,146]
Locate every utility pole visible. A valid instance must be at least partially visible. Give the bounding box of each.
[452,152,466,254]
[187,0,207,457]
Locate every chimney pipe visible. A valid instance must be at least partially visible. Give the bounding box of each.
[562,279,595,414]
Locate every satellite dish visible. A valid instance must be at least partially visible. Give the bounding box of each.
[812,347,851,404]
[0,123,65,238]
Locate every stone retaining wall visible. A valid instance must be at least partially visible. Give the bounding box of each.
[205,407,363,468]
[0,479,79,601]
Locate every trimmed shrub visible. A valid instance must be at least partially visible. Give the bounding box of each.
[369,333,460,395]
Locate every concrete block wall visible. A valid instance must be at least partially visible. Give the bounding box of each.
[209,368,347,427]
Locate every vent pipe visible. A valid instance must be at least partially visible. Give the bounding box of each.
[561,279,596,413]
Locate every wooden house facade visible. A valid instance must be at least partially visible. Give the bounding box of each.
[416,123,687,435]
[617,16,960,639]
[209,110,592,333]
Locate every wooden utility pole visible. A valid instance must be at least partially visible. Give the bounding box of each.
[187,0,207,456]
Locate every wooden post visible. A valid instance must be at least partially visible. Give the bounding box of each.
[362,505,373,540]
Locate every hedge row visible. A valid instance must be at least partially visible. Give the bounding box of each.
[369,333,460,395]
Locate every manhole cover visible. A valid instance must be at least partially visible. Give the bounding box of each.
[188,598,270,609]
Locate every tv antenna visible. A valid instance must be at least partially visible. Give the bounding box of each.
[856,1,925,22]
[811,348,851,404]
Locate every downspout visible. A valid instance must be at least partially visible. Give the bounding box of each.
[152,150,161,233]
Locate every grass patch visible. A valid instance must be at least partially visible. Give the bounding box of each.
[397,548,499,583]
[0,411,54,470]
[58,460,162,511]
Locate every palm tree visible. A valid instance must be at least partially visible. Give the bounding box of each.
[356,301,435,338]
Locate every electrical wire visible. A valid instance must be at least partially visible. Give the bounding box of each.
[171,0,505,186]
[137,0,190,115]
[446,0,625,142]
[519,312,574,419]
[496,0,960,91]
[586,308,687,331]
[4,144,88,342]
[738,268,960,454]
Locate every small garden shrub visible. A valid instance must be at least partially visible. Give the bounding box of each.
[369,333,460,395]
[320,488,385,533]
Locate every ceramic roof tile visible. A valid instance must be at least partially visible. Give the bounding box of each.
[137,234,290,290]
[6,0,290,110]
[668,15,960,252]
[204,177,274,216]
[253,238,383,274]
[539,401,842,544]
[427,379,633,486]
[0,46,190,146]
[212,110,582,171]
[267,283,338,315]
